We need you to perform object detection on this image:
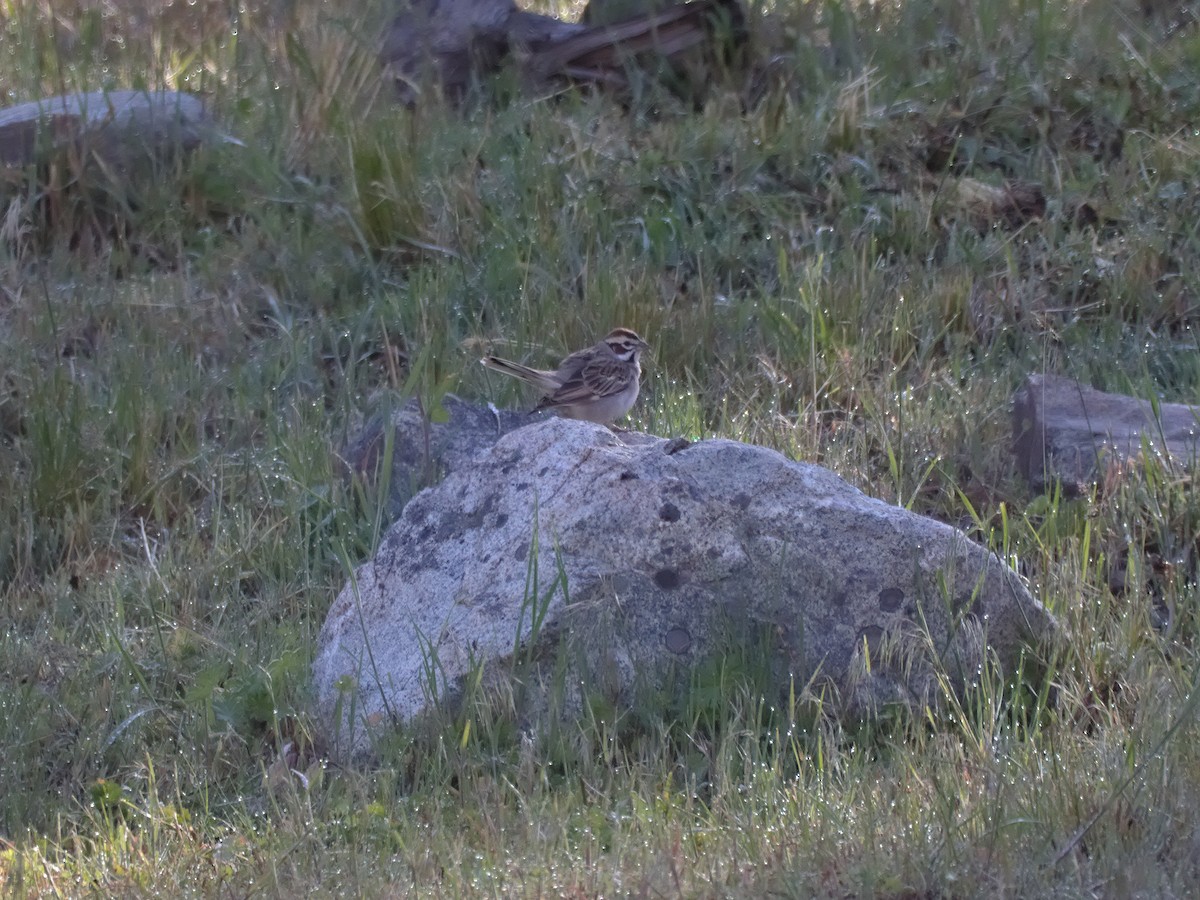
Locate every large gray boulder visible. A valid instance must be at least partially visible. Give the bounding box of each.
[314,418,1052,760]
[338,394,533,522]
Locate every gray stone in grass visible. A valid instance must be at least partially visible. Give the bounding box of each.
[1013,373,1200,495]
[314,417,1053,760]
[0,90,240,172]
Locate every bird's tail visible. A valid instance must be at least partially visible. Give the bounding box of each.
[480,356,560,393]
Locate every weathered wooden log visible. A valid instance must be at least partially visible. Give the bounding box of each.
[582,0,678,25]
[380,0,523,105]
[380,0,747,104]
[525,0,745,94]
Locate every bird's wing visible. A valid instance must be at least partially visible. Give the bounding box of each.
[545,355,631,406]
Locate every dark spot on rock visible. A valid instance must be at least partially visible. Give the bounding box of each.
[538,466,550,477]
[664,627,691,654]
[878,587,904,611]
[707,546,720,559]
[663,437,692,455]
[956,594,986,615]
[654,568,682,590]
[514,540,529,562]
[418,524,435,542]
[619,470,639,481]
[460,494,498,531]
[858,624,885,657]
[515,481,530,491]
[732,492,751,510]
[659,502,681,522]
[435,519,462,542]
[478,594,505,615]
[495,513,508,528]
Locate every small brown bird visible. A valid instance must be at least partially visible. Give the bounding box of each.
[481,327,650,425]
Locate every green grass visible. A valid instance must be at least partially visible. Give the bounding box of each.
[3,0,1200,894]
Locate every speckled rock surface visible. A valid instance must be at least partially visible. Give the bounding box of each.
[314,417,1052,760]
[339,393,534,522]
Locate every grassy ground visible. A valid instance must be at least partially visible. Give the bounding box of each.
[2,0,1200,895]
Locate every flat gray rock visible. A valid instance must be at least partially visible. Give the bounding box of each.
[315,418,1052,760]
[0,90,237,171]
[1013,373,1200,494]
